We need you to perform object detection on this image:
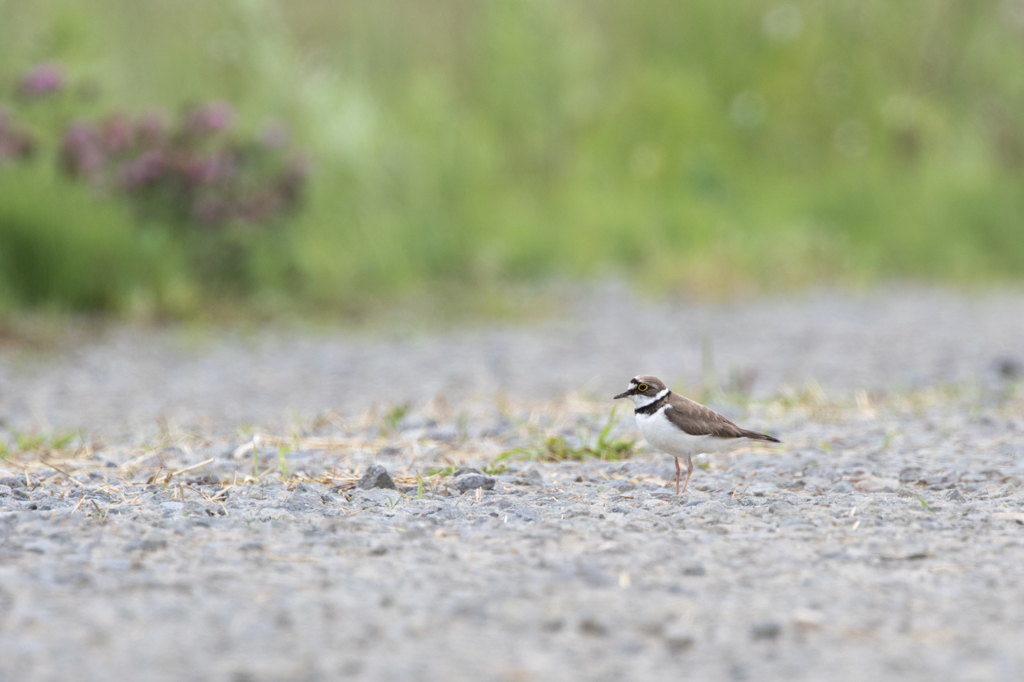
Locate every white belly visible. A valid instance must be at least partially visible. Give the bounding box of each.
[635,407,731,457]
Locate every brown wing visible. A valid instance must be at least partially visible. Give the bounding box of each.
[665,393,780,442]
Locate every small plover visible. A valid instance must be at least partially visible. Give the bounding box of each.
[614,375,780,494]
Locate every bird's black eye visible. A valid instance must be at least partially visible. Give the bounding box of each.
[637,383,649,392]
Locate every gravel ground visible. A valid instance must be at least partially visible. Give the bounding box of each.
[2,285,1024,681]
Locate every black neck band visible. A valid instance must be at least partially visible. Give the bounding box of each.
[634,394,668,415]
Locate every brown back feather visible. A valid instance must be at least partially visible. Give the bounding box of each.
[664,393,781,442]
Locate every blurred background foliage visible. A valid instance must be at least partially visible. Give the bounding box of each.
[2,0,1024,318]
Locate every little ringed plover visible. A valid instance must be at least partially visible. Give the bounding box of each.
[614,375,780,494]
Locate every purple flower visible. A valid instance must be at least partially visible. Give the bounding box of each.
[0,108,36,162]
[139,110,169,147]
[53,101,308,229]
[0,127,35,163]
[185,101,235,136]
[19,63,66,99]
[179,151,233,187]
[100,113,137,154]
[60,121,105,177]
[273,154,310,206]
[119,150,166,189]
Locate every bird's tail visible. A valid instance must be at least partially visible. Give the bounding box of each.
[742,430,780,443]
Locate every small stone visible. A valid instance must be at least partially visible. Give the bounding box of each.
[832,481,855,494]
[453,474,495,493]
[357,464,397,490]
[925,472,958,490]
[801,477,832,494]
[854,477,900,493]
[518,469,543,485]
[510,504,540,522]
[579,618,607,637]
[751,621,782,640]
[793,608,823,632]
[0,485,11,497]
[453,466,483,477]
[898,467,923,484]
[541,619,564,632]
[683,564,706,576]
[996,356,1023,379]
[663,621,696,652]
[429,505,467,521]
[140,538,167,552]
[945,489,966,503]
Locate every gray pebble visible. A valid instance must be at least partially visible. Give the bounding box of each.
[946,489,966,502]
[579,618,608,637]
[357,464,397,490]
[510,503,540,522]
[751,621,783,640]
[453,474,495,493]
[663,622,697,652]
[519,469,543,485]
[855,477,900,493]
[899,467,923,483]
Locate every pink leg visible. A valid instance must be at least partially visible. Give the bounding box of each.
[680,456,694,494]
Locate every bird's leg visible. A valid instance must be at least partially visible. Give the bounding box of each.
[680,456,694,494]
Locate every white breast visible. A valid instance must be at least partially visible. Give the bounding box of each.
[635,406,731,457]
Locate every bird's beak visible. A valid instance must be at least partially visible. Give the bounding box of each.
[613,390,631,400]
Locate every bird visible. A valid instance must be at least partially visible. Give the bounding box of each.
[614,375,780,495]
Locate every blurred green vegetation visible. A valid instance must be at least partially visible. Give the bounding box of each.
[2,0,1024,317]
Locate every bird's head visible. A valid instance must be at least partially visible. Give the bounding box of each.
[613,375,668,407]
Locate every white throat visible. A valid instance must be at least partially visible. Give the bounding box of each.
[631,388,669,408]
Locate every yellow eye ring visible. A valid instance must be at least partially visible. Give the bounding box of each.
[637,384,649,392]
